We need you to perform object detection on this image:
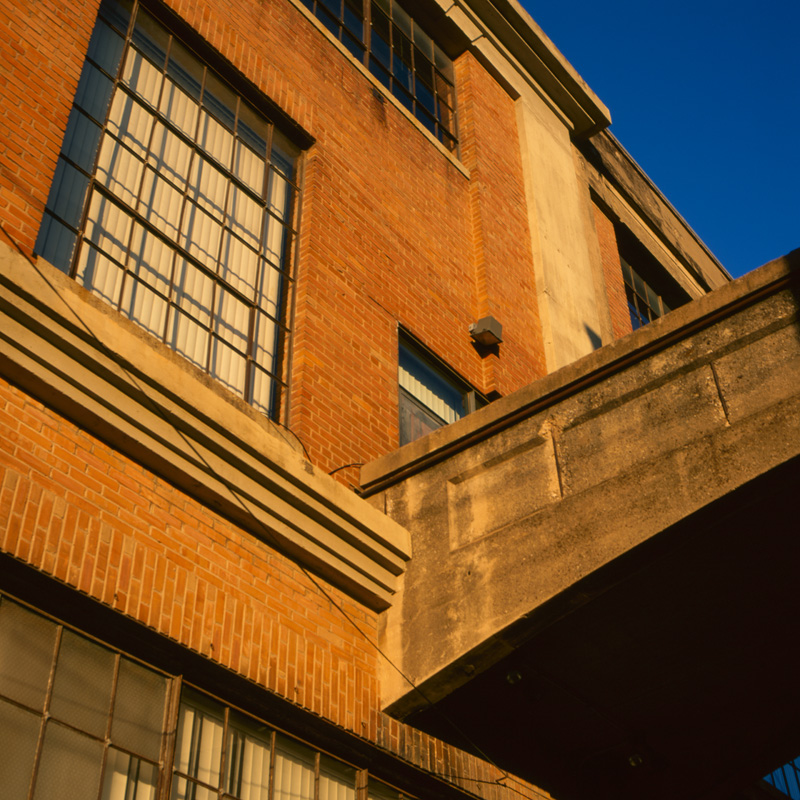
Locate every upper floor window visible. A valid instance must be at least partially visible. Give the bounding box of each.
[621,258,669,330]
[399,336,484,445]
[300,0,457,151]
[35,0,300,418]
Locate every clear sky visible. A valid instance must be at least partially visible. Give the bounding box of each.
[519,0,799,278]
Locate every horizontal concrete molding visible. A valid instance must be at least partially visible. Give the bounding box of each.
[0,242,411,610]
[364,249,800,714]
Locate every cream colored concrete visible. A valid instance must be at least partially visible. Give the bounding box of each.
[0,242,411,610]
[363,250,800,710]
[516,90,607,369]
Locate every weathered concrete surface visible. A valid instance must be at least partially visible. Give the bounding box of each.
[362,249,800,798]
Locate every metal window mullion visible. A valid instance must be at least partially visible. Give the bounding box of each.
[218,705,230,799]
[159,677,183,800]
[26,625,63,800]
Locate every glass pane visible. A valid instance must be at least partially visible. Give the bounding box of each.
[238,102,268,157]
[111,657,168,761]
[258,264,283,320]
[198,109,234,168]
[174,259,214,325]
[211,338,246,395]
[228,186,262,249]
[413,25,433,59]
[190,155,228,221]
[122,277,168,337]
[102,748,158,800]
[139,167,184,239]
[203,72,237,131]
[250,364,275,414]
[49,629,115,737]
[124,49,164,109]
[182,202,223,268]
[398,343,463,424]
[253,310,278,367]
[35,212,78,274]
[75,62,115,122]
[99,0,133,35]
[48,159,90,228]
[33,721,104,800]
[174,694,225,788]
[63,108,103,172]
[0,699,40,800]
[148,120,193,188]
[215,285,250,351]
[172,776,216,800]
[107,92,155,160]
[96,133,145,208]
[160,76,200,137]
[171,309,209,368]
[392,2,412,37]
[87,19,125,75]
[234,140,266,196]
[76,243,125,305]
[225,714,272,800]
[86,189,134,263]
[131,8,168,68]
[166,39,203,102]
[128,223,173,295]
[319,756,356,800]
[221,233,259,300]
[0,597,57,710]
[273,736,315,800]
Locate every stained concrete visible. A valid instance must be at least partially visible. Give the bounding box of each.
[362,249,800,798]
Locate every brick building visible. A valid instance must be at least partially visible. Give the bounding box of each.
[0,0,767,799]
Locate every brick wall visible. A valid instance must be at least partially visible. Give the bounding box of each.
[0,0,550,480]
[592,202,632,340]
[0,373,553,800]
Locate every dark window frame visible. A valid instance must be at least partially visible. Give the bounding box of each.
[34,0,305,421]
[299,0,458,151]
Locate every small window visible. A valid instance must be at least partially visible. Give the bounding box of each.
[616,226,691,332]
[398,337,484,445]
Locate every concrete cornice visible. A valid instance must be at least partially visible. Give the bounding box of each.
[362,248,800,494]
[452,0,611,135]
[0,242,411,610]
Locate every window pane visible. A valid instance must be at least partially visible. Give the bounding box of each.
[76,62,115,122]
[0,598,57,710]
[174,694,225,788]
[97,133,145,208]
[171,308,210,368]
[174,258,214,326]
[35,213,78,274]
[149,120,193,187]
[0,699,40,800]
[102,748,158,800]
[124,48,164,109]
[221,233,259,299]
[63,108,103,172]
[49,629,115,737]
[33,722,104,800]
[86,190,133,263]
[128,222,174,295]
[225,714,272,800]
[87,18,125,75]
[139,167,184,239]
[319,756,356,800]
[111,657,169,761]
[273,736,316,800]
[76,243,125,304]
[48,159,90,229]
[122,277,168,337]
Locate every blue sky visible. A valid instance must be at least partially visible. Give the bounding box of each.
[520,0,799,278]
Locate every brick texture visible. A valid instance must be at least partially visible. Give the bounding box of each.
[592,202,632,340]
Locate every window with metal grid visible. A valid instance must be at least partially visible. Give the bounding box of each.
[0,593,426,800]
[620,258,670,330]
[299,0,457,151]
[35,0,300,418]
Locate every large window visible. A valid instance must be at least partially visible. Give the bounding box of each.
[0,593,422,800]
[300,0,457,151]
[35,0,300,418]
[398,337,484,446]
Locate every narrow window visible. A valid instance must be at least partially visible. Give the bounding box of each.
[35,0,301,418]
[398,336,485,445]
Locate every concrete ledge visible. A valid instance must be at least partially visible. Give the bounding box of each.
[0,242,411,610]
[363,249,800,711]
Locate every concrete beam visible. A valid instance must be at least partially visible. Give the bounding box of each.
[362,248,800,711]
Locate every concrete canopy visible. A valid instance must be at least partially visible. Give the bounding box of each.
[363,250,800,799]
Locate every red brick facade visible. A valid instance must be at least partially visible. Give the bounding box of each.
[592,202,632,340]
